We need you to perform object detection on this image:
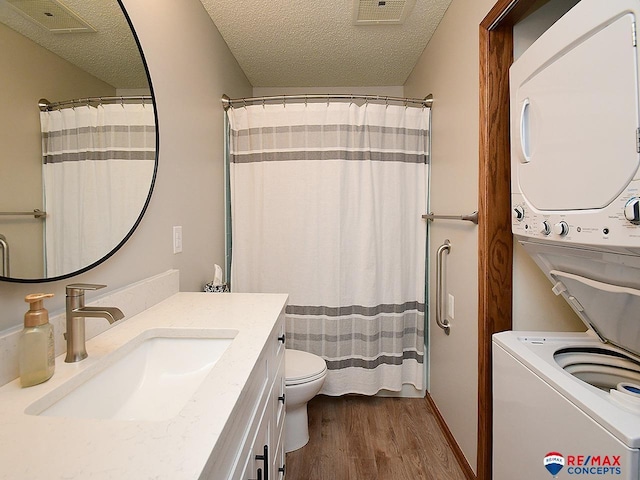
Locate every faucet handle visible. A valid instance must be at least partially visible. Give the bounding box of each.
[66,283,107,296]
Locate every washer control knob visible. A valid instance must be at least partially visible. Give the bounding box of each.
[553,221,569,236]
[513,205,525,222]
[540,221,551,235]
[624,197,640,225]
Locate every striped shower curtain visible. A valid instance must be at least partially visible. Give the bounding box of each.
[228,102,429,396]
[40,103,155,277]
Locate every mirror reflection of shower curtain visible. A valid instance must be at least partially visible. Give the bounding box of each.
[40,103,155,277]
[228,102,429,396]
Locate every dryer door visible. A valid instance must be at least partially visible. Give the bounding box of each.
[511,3,640,211]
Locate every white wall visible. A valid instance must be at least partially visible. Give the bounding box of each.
[0,0,251,333]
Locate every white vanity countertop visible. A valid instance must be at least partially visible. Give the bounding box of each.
[0,292,288,480]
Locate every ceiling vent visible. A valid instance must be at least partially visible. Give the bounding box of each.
[5,0,95,33]
[352,0,416,25]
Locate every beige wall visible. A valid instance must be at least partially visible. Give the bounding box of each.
[404,0,584,472]
[0,24,115,278]
[0,0,251,331]
[404,1,491,470]
[512,242,583,331]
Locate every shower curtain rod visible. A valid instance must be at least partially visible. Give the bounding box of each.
[39,95,152,111]
[221,93,433,110]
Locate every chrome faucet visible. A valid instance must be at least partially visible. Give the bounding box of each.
[65,283,124,363]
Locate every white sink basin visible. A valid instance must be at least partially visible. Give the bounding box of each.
[26,328,237,421]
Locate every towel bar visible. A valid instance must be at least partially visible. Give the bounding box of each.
[422,211,478,225]
[0,209,47,219]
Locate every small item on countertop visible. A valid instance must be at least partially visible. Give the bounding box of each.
[204,263,229,292]
[19,293,55,387]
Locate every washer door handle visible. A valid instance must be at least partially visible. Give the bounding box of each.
[520,98,531,163]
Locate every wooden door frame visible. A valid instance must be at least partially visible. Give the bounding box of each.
[477,1,540,478]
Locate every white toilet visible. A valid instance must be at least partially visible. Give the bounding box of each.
[284,349,327,453]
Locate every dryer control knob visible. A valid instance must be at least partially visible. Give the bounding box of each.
[513,206,525,222]
[540,221,551,235]
[553,221,569,236]
[624,197,640,225]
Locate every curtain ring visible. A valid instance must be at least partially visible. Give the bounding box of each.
[243,98,247,109]
[121,97,125,108]
[385,96,389,109]
[350,95,353,106]
[283,96,286,108]
[305,95,308,107]
[262,98,265,108]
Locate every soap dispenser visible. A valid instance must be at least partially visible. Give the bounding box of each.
[19,293,55,387]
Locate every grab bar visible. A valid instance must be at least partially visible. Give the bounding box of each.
[0,209,47,219]
[435,239,451,335]
[0,234,9,277]
[423,211,478,225]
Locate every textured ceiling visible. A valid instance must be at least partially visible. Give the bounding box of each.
[0,0,148,89]
[201,0,452,87]
[2,0,451,90]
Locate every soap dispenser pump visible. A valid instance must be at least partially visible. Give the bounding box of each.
[19,293,55,387]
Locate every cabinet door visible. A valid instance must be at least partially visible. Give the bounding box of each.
[236,401,271,480]
[228,356,270,480]
[271,357,286,478]
[272,426,286,480]
[251,406,271,480]
[218,314,286,480]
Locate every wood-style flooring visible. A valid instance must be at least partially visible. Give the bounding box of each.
[285,395,469,480]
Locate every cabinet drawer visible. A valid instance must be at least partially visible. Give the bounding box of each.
[274,312,286,359]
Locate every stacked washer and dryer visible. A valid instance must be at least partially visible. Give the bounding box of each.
[493,1,640,479]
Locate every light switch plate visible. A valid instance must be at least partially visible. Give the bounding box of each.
[173,226,182,254]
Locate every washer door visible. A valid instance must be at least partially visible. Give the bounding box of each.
[511,3,640,211]
[550,269,640,357]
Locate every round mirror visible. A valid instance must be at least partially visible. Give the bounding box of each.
[0,0,157,282]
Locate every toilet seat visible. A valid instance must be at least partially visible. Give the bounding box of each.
[285,349,327,386]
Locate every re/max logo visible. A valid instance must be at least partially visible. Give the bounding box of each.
[567,456,621,467]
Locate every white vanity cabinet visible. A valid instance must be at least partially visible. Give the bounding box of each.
[204,312,287,480]
[0,293,290,480]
